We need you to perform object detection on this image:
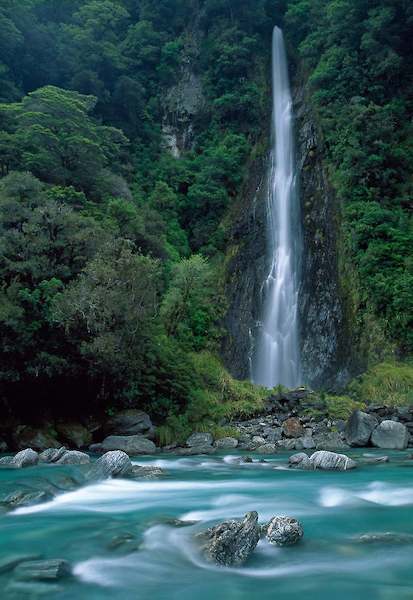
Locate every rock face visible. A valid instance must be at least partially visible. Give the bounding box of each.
[199,512,260,567]
[104,410,154,438]
[310,450,356,471]
[89,451,133,479]
[14,559,71,581]
[56,423,92,449]
[371,420,408,450]
[264,516,304,546]
[214,437,238,449]
[100,435,156,455]
[345,410,378,446]
[186,433,213,448]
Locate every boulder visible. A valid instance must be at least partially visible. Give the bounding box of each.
[313,432,348,451]
[174,446,216,456]
[186,432,213,448]
[263,516,304,546]
[282,417,304,438]
[56,423,92,449]
[88,450,133,479]
[56,451,90,465]
[214,437,238,449]
[39,447,67,463]
[129,465,165,479]
[288,453,313,470]
[263,427,283,443]
[295,430,315,450]
[276,439,296,450]
[14,559,71,581]
[100,435,156,455]
[104,409,154,438]
[252,436,266,447]
[371,420,408,450]
[198,511,260,567]
[310,450,357,471]
[256,443,277,454]
[345,410,378,447]
[12,427,60,451]
[13,449,39,468]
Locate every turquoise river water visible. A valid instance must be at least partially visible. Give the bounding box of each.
[1,450,413,599]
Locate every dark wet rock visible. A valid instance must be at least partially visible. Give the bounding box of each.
[2,489,53,509]
[107,532,139,552]
[100,435,157,455]
[14,559,71,581]
[0,554,42,574]
[282,417,304,438]
[288,453,313,470]
[256,443,277,454]
[186,432,213,448]
[104,409,154,438]
[371,420,408,450]
[12,427,60,451]
[56,450,90,465]
[13,449,39,468]
[129,465,165,479]
[313,432,348,451]
[360,455,389,464]
[56,423,92,449]
[310,450,357,471]
[357,532,413,544]
[173,446,216,456]
[263,516,304,546]
[39,447,67,464]
[158,518,198,528]
[214,437,239,449]
[87,450,133,479]
[345,411,378,447]
[198,511,260,567]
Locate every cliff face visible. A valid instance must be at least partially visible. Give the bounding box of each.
[223,78,353,390]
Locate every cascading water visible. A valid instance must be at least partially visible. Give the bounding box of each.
[252,26,301,389]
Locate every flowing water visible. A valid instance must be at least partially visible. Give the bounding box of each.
[252,27,301,389]
[1,450,413,599]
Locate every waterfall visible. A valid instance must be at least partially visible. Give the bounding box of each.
[252,26,301,389]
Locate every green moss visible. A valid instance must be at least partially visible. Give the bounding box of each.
[348,361,413,406]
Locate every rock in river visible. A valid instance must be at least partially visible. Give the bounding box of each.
[87,450,133,479]
[288,452,313,470]
[345,410,378,447]
[263,516,304,546]
[56,450,90,465]
[198,511,260,567]
[310,450,357,471]
[39,447,67,463]
[14,559,71,581]
[371,420,408,450]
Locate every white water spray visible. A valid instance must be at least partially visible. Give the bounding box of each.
[252,27,301,388]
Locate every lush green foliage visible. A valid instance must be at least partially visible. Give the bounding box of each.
[348,361,413,406]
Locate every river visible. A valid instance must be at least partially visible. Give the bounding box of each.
[1,450,413,599]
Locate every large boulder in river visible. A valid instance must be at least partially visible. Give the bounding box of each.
[288,452,313,470]
[14,559,71,581]
[104,409,154,438]
[345,410,378,447]
[56,423,92,449]
[13,449,39,468]
[56,450,90,465]
[263,516,304,546]
[371,420,408,449]
[198,511,260,567]
[39,447,67,464]
[186,432,213,448]
[310,450,356,471]
[100,435,156,455]
[88,451,133,479]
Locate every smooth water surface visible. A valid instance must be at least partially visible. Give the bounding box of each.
[1,451,413,599]
[252,27,301,388]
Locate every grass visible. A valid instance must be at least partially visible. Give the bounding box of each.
[348,360,413,406]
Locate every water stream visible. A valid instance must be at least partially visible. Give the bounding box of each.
[252,27,301,388]
[1,451,413,599]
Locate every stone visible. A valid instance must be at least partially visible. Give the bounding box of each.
[13,449,39,468]
[361,455,389,464]
[296,430,315,450]
[252,436,266,446]
[255,443,277,454]
[100,435,157,455]
[2,489,52,509]
[288,452,313,470]
[13,427,60,451]
[276,439,296,450]
[0,554,42,574]
[310,450,357,471]
[186,432,213,448]
[357,532,413,544]
[0,456,15,467]
[198,511,260,567]
[56,450,90,465]
[174,446,216,456]
[56,423,92,449]
[88,450,133,479]
[264,516,304,546]
[214,437,239,449]
[104,409,154,438]
[129,465,165,479]
[262,427,282,443]
[14,559,71,581]
[345,410,378,447]
[371,420,408,450]
[313,431,348,451]
[282,417,304,438]
[39,447,67,463]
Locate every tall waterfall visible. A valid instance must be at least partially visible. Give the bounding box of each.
[252,27,301,389]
